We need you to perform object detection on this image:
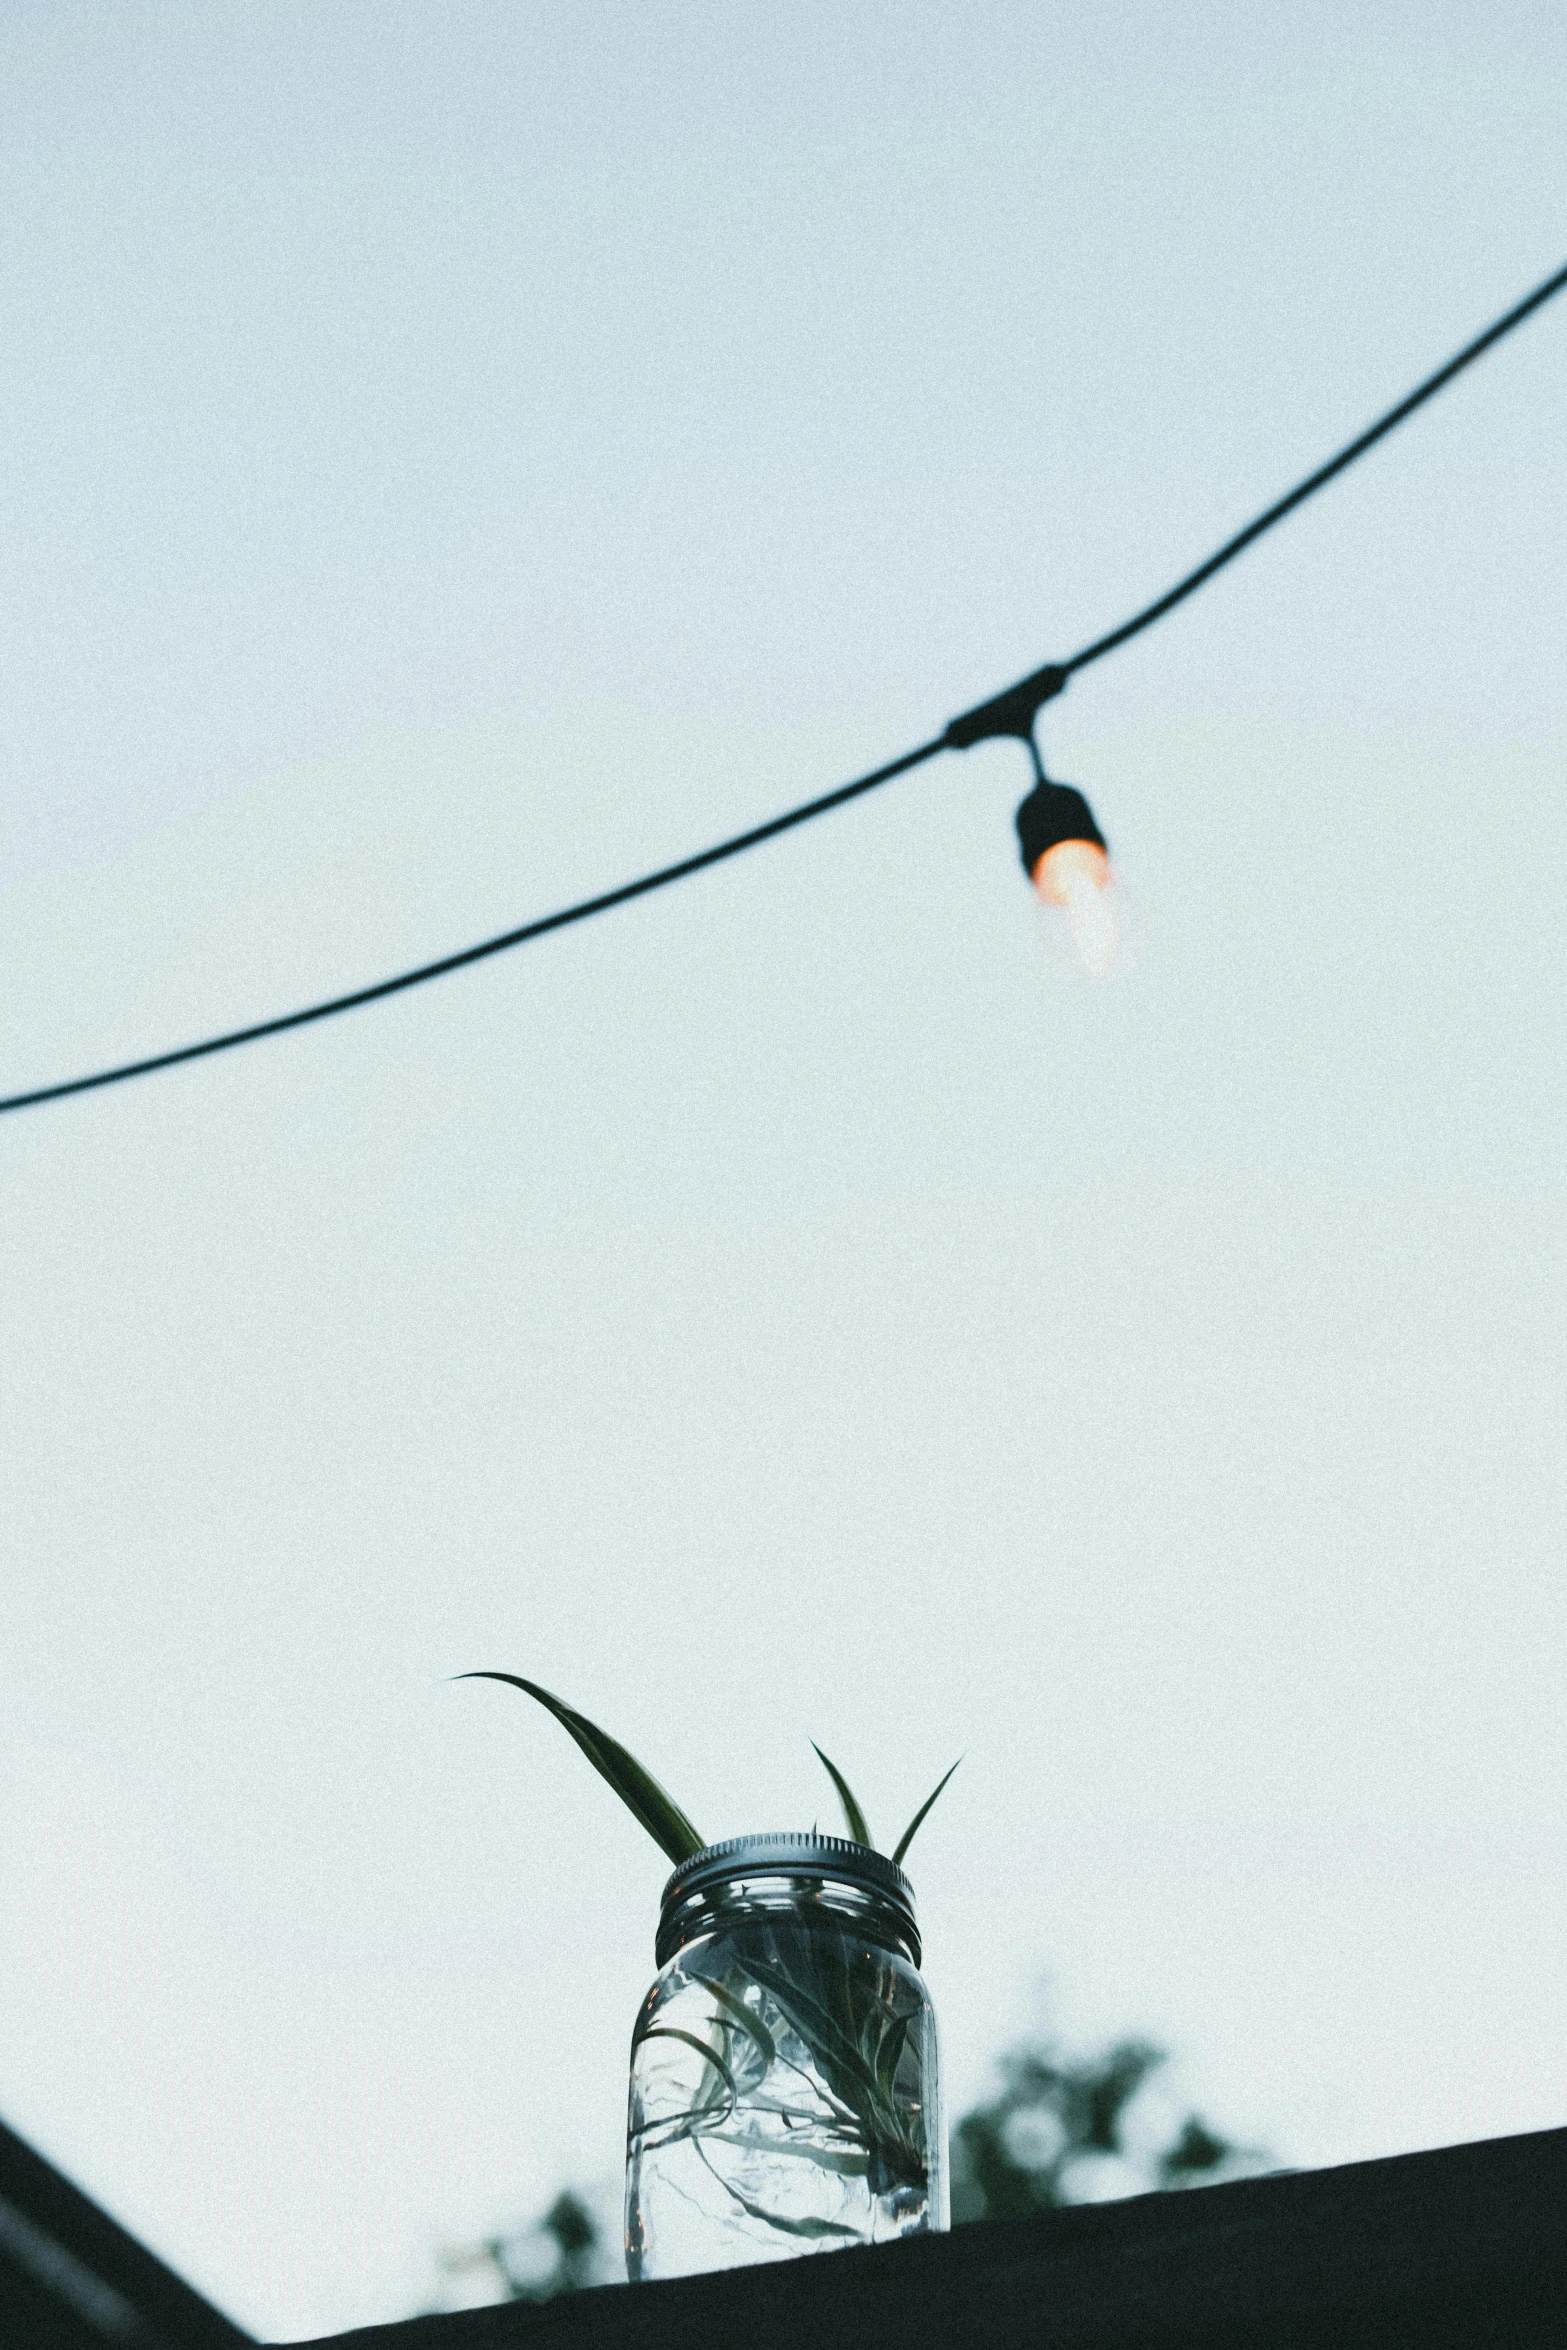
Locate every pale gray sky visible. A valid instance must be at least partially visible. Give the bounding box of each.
[2,3,1565,2337]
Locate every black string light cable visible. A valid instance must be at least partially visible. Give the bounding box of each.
[4,253,1565,1118]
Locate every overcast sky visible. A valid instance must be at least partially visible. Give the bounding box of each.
[2,3,1565,2337]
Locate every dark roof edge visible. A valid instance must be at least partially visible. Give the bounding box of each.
[291,2123,1567,2350]
[0,2114,255,2347]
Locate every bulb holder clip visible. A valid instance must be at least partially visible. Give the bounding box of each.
[943,663,1068,751]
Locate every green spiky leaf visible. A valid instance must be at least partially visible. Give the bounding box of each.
[811,1743,874,1847]
[637,2026,740,2110]
[690,1971,779,2071]
[891,1757,962,1866]
[459,1672,704,1865]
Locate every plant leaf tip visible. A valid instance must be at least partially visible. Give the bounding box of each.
[451,1669,706,1868]
[891,1756,963,1868]
[811,1742,874,1848]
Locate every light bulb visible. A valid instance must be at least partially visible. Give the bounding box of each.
[1013,776,1122,980]
[1031,837,1119,979]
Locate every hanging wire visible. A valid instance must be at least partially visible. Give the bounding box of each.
[3,253,1564,1118]
[0,739,946,1114]
[1059,253,1567,676]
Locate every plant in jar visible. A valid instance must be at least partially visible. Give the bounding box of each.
[464,1672,958,2279]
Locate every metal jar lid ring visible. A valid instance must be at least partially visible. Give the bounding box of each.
[658,1833,919,1965]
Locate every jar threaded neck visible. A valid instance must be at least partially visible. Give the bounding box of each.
[656,1833,920,1968]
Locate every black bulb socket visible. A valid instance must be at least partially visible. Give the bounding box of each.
[1015,781,1108,879]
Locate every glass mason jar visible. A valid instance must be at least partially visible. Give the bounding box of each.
[625,1833,946,2280]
